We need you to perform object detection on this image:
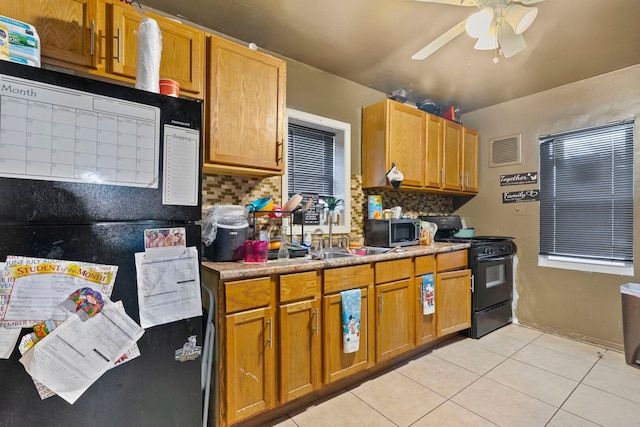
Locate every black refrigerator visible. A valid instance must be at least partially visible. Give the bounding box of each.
[0,61,204,426]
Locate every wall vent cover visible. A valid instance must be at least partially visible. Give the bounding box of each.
[490,133,522,167]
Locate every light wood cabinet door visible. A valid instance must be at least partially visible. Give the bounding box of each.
[435,269,471,336]
[425,113,443,189]
[106,3,204,97]
[0,0,98,68]
[387,101,425,188]
[462,127,479,193]
[205,35,286,175]
[225,307,275,425]
[323,288,373,383]
[279,298,321,403]
[415,255,436,346]
[442,119,463,191]
[375,278,415,362]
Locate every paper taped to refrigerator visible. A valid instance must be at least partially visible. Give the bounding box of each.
[135,246,202,329]
[19,299,144,404]
[0,256,117,328]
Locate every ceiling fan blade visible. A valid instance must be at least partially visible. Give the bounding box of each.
[511,0,546,4]
[411,20,466,60]
[411,0,479,6]
[498,23,526,58]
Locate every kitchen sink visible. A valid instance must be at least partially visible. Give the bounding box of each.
[321,251,357,259]
[315,246,398,259]
[352,246,394,256]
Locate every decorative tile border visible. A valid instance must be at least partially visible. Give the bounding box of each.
[203,173,454,241]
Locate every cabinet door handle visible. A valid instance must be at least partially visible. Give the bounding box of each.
[378,294,383,316]
[466,173,469,187]
[276,140,284,164]
[471,275,474,292]
[440,168,444,184]
[115,28,122,63]
[313,309,318,335]
[267,317,273,348]
[90,20,95,56]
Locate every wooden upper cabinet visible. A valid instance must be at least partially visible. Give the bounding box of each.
[205,34,287,176]
[105,3,204,97]
[0,0,98,69]
[362,99,479,194]
[387,101,426,188]
[442,119,463,191]
[462,127,479,193]
[425,113,443,190]
[362,99,425,189]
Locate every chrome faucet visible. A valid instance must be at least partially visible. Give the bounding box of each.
[340,235,350,249]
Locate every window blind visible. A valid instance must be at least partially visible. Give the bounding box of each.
[287,123,335,197]
[539,120,634,264]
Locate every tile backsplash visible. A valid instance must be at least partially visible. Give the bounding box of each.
[202,173,453,239]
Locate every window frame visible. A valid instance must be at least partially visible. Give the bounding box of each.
[537,120,635,276]
[282,108,351,236]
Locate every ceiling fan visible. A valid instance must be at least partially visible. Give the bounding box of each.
[411,0,545,62]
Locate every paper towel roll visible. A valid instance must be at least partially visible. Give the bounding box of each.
[135,17,162,93]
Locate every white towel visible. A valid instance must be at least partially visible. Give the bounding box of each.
[341,288,361,353]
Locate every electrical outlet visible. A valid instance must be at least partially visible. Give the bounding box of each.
[513,204,527,216]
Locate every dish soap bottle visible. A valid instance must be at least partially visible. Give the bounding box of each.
[277,226,289,260]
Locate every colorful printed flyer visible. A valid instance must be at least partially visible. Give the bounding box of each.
[0,256,117,328]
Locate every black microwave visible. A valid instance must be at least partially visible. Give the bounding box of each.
[364,219,421,247]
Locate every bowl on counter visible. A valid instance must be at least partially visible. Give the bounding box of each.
[453,228,475,238]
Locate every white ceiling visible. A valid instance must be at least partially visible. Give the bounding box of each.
[140,0,640,113]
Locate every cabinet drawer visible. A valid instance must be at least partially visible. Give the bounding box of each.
[324,264,373,294]
[415,255,436,276]
[436,250,468,272]
[375,258,412,284]
[280,270,320,303]
[225,276,271,313]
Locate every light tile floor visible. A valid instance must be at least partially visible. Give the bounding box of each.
[270,324,640,427]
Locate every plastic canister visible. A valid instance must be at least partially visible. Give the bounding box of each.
[368,195,382,219]
[0,15,41,68]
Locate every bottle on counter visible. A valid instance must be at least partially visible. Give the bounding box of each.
[277,226,289,260]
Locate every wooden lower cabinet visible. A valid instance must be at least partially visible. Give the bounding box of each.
[374,259,414,362]
[435,250,472,336]
[415,255,437,345]
[224,307,275,425]
[323,264,374,383]
[323,288,373,383]
[208,250,471,426]
[278,298,321,402]
[375,280,414,361]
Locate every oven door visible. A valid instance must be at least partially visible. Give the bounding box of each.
[473,254,513,311]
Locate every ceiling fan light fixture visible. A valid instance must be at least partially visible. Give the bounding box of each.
[473,25,498,50]
[504,4,538,34]
[465,7,494,38]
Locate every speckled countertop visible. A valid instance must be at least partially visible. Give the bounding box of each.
[201,242,470,280]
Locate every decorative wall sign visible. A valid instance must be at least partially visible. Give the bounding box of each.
[295,193,320,225]
[500,172,537,186]
[502,189,539,203]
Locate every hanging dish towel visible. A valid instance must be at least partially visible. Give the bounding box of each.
[341,288,361,353]
[422,274,435,315]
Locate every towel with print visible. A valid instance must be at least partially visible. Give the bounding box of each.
[341,288,361,353]
[422,274,435,315]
